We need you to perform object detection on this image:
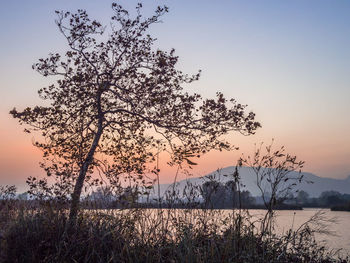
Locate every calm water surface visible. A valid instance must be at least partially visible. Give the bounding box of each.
[249,208,350,255]
[104,208,350,256]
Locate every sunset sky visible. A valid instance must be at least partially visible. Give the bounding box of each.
[0,0,349,191]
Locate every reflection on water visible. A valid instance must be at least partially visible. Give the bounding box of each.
[99,208,350,255]
[225,208,350,255]
[268,208,350,255]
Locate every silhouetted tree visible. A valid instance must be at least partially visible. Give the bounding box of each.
[10,3,260,224]
[240,190,255,206]
[296,190,309,205]
[239,142,305,234]
[319,191,346,206]
[89,186,115,208]
[201,180,254,208]
[201,181,225,208]
[118,186,139,208]
[0,185,17,200]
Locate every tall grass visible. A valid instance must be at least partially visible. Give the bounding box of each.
[1,150,349,263]
[0,201,348,262]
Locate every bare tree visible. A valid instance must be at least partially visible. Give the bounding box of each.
[239,141,305,235]
[10,3,260,224]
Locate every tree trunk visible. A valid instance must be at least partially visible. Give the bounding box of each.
[68,119,103,225]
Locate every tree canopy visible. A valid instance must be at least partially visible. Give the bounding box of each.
[11,3,260,222]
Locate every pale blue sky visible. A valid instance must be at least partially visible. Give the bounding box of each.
[0,1,349,188]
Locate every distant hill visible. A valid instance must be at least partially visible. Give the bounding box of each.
[151,166,350,198]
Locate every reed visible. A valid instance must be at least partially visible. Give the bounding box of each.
[0,200,348,263]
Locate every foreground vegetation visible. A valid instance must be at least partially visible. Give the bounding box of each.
[1,143,348,262]
[331,202,350,212]
[4,1,349,262]
[0,196,348,263]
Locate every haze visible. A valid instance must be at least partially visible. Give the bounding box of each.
[0,0,349,190]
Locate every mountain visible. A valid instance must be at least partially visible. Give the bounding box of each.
[151,166,350,198]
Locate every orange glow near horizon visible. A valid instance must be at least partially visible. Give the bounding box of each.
[1,96,350,193]
[1,1,350,192]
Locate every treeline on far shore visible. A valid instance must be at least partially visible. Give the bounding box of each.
[4,182,350,211]
[290,190,350,211]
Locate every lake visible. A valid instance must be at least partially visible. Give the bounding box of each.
[266,208,350,255]
[101,207,350,256]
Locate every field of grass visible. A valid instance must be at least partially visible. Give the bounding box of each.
[0,199,348,263]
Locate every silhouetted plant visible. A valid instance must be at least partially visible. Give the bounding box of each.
[239,141,306,236]
[0,185,16,200]
[1,199,348,262]
[10,2,260,224]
